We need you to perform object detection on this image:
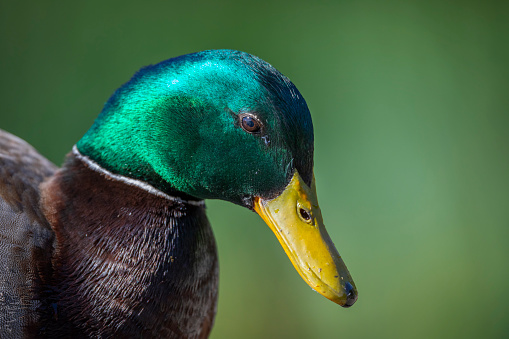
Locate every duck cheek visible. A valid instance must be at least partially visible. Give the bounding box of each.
[253,171,357,307]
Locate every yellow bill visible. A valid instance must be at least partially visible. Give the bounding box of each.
[254,171,357,307]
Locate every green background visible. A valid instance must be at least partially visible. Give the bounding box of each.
[1,1,508,338]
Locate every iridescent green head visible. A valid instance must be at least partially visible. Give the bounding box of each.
[77,49,358,307]
[78,49,313,207]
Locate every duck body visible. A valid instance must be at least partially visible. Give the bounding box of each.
[0,50,357,338]
[0,132,217,337]
[0,132,56,337]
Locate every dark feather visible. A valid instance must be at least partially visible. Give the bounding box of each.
[0,130,56,337]
[0,130,218,338]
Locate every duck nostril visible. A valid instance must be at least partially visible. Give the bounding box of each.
[299,208,311,222]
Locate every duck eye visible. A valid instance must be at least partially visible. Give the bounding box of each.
[240,114,261,133]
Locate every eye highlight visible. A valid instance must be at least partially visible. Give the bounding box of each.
[239,113,262,134]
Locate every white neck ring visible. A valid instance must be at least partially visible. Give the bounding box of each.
[72,145,205,207]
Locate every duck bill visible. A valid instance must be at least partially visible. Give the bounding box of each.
[254,171,357,307]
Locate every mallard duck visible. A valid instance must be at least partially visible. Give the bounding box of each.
[0,49,357,338]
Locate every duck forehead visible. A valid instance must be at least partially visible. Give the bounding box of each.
[131,50,307,114]
[158,61,266,112]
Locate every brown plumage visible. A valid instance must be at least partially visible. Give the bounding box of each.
[0,129,218,338]
[0,131,56,337]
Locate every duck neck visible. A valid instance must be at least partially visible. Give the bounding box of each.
[39,153,218,338]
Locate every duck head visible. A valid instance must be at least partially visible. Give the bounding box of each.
[77,49,357,307]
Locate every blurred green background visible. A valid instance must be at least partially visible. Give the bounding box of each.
[1,1,508,338]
